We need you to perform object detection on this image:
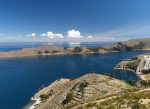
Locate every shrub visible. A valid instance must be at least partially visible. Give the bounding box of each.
[73,47,82,53]
[131,102,140,109]
[125,61,139,71]
[38,51,43,54]
[139,80,150,87]
[40,94,50,101]
[66,92,74,101]
[44,50,49,53]
[131,56,138,60]
[141,69,150,74]
[71,81,89,93]
[62,92,74,104]
[79,81,88,91]
[127,79,136,86]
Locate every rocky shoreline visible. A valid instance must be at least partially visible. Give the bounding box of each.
[27,73,131,109]
[115,54,150,80]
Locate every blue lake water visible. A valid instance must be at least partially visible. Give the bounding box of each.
[0,42,150,109]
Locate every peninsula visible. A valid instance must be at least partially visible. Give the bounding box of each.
[28,73,131,109]
[115,54,150,80]
[1,38,150,59]
[28,73,150,109]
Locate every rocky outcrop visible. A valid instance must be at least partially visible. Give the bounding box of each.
[30,73,130,109]
[115,60,139,72]
[115,54,150,80]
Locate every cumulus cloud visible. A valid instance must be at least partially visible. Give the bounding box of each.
[31,33,36,37]
[41,32,64,38]
[67,29,83,38]
[28,30,89,39]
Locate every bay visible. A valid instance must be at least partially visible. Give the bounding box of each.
[0,43,149,109]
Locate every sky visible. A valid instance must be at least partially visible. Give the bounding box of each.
[0,0,150,42]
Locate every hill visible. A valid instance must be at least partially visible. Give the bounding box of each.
[115,54,150,80]
[29,73,132,109]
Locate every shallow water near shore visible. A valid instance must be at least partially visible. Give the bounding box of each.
[22,100,35,109]
[0,43,150,109]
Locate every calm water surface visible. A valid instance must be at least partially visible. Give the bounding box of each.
[0,43,150,109]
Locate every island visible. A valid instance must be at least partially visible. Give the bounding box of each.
[1,38,150,59]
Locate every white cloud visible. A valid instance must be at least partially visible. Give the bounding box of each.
[31,33,36,37]
[67,29,83,38]
[41,34,47,37]
[26,33,37,37]
[41,32,64,38]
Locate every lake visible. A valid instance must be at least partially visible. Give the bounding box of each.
[0,42,150,109]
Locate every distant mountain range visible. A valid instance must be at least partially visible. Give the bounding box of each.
[101,38,150,51]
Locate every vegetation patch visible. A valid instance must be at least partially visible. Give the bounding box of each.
[141,69,150,74]
[40,93,51,101]
[96,91,150,109]
[38,51,43,54]
[73,47,82,53]
[44,50,50,53]
[125,61,139,71]
[62,92,74,104]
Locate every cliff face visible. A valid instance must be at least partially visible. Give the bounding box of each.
[115,54,150,72]
[115,54,150,80]
[115,60,139,71]
[32,73,130,109]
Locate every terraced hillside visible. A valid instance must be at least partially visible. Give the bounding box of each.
[75,88,150,109]
[30,73,131,109]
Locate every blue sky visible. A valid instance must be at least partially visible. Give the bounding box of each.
[0,0,150,42]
